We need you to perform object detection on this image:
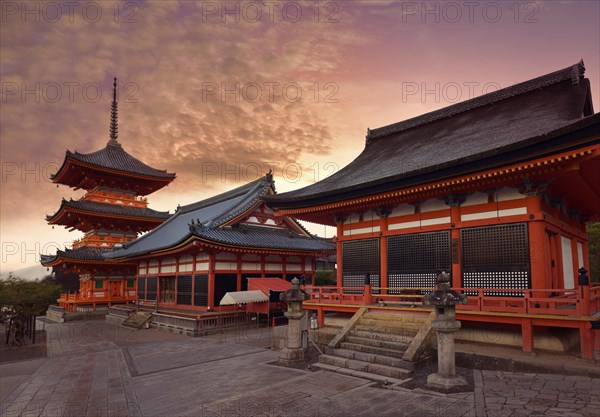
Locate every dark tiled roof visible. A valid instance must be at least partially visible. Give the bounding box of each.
[105,174,334,258]
[41,247,109,265]
[368,61,587,141]
[266,61,597,208]
[56,141,176,180]
[47,200,171,221]
[192,224,335,252]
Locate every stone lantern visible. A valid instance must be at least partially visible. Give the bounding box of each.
[277,278,310,366]
[424,271,468,389]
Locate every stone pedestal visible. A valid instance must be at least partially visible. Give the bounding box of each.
[277,278,309,366]
[426,319,467,389]
[424,271,468,390]
[277,310,307,365]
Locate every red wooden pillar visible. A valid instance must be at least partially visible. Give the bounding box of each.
[380,215,388,294]
[521,318,534,353]
[336,222,343,288]
[555,235,565,288]
[208,253,215,309]
[363,280,372,305]
[528,221,547,290]
[571,239,580,287]
[317,306,325,327]
[237,254,242,291]
[527,195,546,290]
[450,205,461,289]
[580,322,593,359]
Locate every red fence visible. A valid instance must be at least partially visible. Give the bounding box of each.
[304,284,600,317]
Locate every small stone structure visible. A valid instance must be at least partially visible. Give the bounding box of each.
[277,278,309,366]
[424,271,468,389]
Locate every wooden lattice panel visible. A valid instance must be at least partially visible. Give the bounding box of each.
[460,223,530,296]
[387,231,451,293]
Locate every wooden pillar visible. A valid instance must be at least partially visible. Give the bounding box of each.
[450,205,461,289]
[336,222,344,288]
[580,322,593,359]
[571,239,579,288]
[555,235,565,288]
[364,279,372,305]
[208,254,215,309]
[526,195,546,290]
[521,318,534,353]
[528,221,547,290]
[237,254,242,291]
[317,306,325,327]
[379,213,388,294]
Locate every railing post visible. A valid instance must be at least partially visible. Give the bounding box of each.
[363,273,372,305]
[579,267,590,316]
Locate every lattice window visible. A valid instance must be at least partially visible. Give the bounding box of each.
[146,277,157,301]
[137,277,146,299]
[342,239,380,293]
[214,273,237,306]
[387,231,451,294]
[462,272,529,296]
[460,223,530,296]
[194,274,208,306]
[177,275,192,305]
[388,273,438,294]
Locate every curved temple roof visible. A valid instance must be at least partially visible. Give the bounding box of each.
[51,77,175,190]
[105,174,335,259]
[265,60,598,209]
[46,199,171,223]
[41,246,114,266]
[54,142,176,181]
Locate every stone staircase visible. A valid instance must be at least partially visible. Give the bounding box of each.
[313,310,433,384]
[122,311,152,329]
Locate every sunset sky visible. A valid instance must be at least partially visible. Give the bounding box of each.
[1,0,599,274]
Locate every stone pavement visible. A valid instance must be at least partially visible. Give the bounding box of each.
[0,321,598,417]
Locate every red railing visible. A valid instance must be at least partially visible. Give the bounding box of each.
[304,286,366,304]
[590,284,600,315]
[304,285,599,317]
[58,291,136,304]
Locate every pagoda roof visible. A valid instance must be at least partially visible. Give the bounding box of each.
[52,141,176,185]
[265,60,598,210]
[105,174,335,259]
[41,246,112,266]
[46,199,171,223]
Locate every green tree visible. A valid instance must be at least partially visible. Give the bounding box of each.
[587,222,599,282]
[0,274,60,346]
[314,269,336,286]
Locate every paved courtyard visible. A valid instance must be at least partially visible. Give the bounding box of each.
[0,321,598,417]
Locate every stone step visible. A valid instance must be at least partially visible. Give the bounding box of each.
[349,330,414,344]
[362,312,428,323]
[311,363,410,385]
[354,324,418,337]
[345,335,409,351]
[325,347,418,370]
[357,318,424,330]
[340,342,406,359]
[319,354,412,379]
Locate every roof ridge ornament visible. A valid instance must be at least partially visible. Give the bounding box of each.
[108,77,121,147]
[571,59,585,85]
[365,127,372,146]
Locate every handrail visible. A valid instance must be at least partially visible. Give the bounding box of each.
[303,285,598,317]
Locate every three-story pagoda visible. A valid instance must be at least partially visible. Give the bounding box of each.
[41,78,176,311]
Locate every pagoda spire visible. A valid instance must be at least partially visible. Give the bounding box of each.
[108,77,120,146]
